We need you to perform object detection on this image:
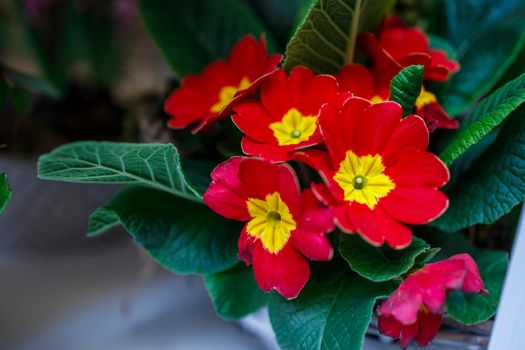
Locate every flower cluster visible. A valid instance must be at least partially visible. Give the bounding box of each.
[165,16,486,349]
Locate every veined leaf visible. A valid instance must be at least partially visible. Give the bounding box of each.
[139,0,277,77]
[433,106,525,231]
[339,235,429,282]
[438,0,525,115]
[390,65,424,117]
[87,207,120,237]
[204,264,268,320]
[94,186,240,275]
[38,141,202,203]
[440,73,525,166]
[269,274,395,350]
[0,173,12,214]
[283,0,395,73]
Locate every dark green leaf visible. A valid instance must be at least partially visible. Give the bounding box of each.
[269,274,395,350]
[339,234,429,282]
[139,0,277,77]
[245,0,310,48]
[0,173,12,214]
[3,67,60,98]
[0,76,8,107]
[390,65,424,117]
[11,88,33,113]
[438,0,525,115]
[97,186,240,275]
[87,207,120,237]
[433,106,525,231]
[283,0,395,74]
[446,250,508,325]
[440,73,525,166]
[38,141,202,202]
[204,264,268,319]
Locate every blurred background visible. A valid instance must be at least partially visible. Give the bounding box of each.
[0,0,517,349]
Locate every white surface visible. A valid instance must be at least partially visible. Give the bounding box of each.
[488,205,525,350]
[0,242,266,350]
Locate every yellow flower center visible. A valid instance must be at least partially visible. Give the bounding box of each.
[269,108,318,146]
[333,151,395,209]
[210,77,251,113]
[246,192,297,254]
[415,86,437,109]
[370,95,385,104]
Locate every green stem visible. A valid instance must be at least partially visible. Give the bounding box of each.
[346,0,362,64]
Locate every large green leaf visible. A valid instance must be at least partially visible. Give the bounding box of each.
[269,274,395,350]
[433,106,525,231]
[204,263,268,319]
[438,0,525,115]
[283,0,395,74]
[339,235,429,282]
[94,186,240,275]
[0,173,12,214]
[389,65,424,117]
[446,250,508,325]
[440,73,525,166]
[139,0,276,78]
[87,207,120,237]
[38,141,202,202]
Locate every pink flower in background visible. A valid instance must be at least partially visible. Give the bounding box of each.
[377,254,487,348]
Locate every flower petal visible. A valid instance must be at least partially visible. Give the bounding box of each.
[203,157,250,221]
[380,187,449,225]
[252,241,310,299]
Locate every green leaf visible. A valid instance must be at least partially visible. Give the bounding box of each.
[245,0,311,48]
[0,173,12,214]
[139,0,277,77]
[96,186,240,275]
[339,234,429,282]
[269,274,395,350]
[283,0,395,74]
[440,73,525,166]
[446,250,508,325]
[11,88,33,113]
[204,264,268,319]
[438,0,525,115]
[37,141,202,203]
[2,66,60,98]
[433,105,525,231]
[389,65,424,117]
[87,207,120,237]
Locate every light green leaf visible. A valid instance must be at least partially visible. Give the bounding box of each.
[339,235,429,282]
[269,274,395,350]
[87,207,120,237]
[433,105,525,231]
[389,65,424,117]
[38,141,202,203]
[446,250,508,325]
[440,73,525,166]
[96,186,240,275]
[283,0,395,73]
[438,0,525,115]
[204,264,268,319]
[0,173,12,214]
[139,0,277,77]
